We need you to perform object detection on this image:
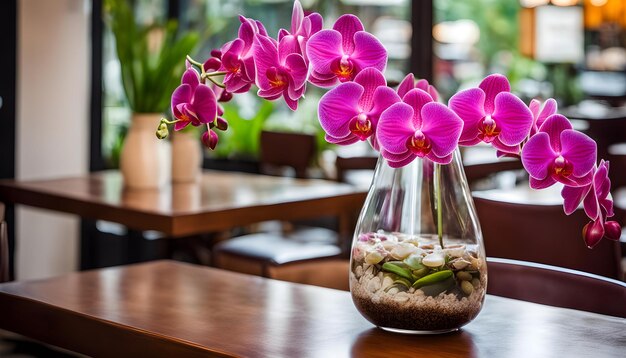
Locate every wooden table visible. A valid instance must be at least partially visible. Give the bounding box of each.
[0,170,367,238]
[0,261,623,357]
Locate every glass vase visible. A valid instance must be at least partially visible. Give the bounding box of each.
[349,150,487,334]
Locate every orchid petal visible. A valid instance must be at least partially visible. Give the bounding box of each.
[583,185,600,220]
[384,151,417,168]
[181,68,200,91]
[491,92,533,146]
[192,85,218,124]
[539,114,573,152]
[354,68,386,112]
[561,184,591,215]
[537,98,558,129]
[278,36,299,63]
[351,31,387,73]
[368,86,402,122]
[397,73,415,99]
[318,82,362,139]
[174,120,190,131]
[479,74,510,114]
[291,0,304,34]
[325,133,359,145]
[522,132,556,180]
[283,94,298,110]
[307,13,323,35]
[381,149,413,162]
[377,102,415,154]
[426,152,453,164]
[253,35,279,90]
[307,30,342,77]
[284,53,308,89]
[560,130,597,178]
[402,89,433,129]
[448,88,485,143]
[257,87,283,100]
[420,102,463,158]
[171,84,192,116]
[332,14,364,54]
[530,175,557,190]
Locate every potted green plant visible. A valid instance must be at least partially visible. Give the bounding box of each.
[104,0,198,188]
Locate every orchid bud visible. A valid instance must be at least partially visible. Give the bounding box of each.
[582,219,605,249]
[155,122,169,139]
[215,117,228,131]
[201,129,219,150]
[210,49,222,59]
[603,221,622,241]
[219,91,233,102]
[204,57,221,72]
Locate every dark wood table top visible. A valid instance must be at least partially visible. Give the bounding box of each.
[0,261,623,357]
[0,171,366,237]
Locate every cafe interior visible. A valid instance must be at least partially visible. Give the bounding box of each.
[0,0,625,356]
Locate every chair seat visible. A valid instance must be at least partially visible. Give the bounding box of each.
[212,228,346,289]
[214,230,341,265]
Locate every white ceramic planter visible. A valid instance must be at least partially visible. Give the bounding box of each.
[171,130,202,183]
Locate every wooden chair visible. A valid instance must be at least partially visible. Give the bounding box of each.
[0,202,8,283]
[259,131,316,179]
[473,195,622,279]
[213,131,346,289]
[487,257,626,318]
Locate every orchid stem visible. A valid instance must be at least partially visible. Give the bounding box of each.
[435,163,445,249]
[206,75,226,89]
[186,55,203,68]
[160,118,178,125]
[205,71,227,77]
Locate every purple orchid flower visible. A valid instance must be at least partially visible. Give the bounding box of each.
[306,14,387,87]
[521,114,596,189]
[218,16,268,94]
[317,68,400,147]
[277,0,322,62]
[397,73,439,102]
[253,35,308,110]
[448,74,533,155]
[171,67,218,131]
[377,88,463,167]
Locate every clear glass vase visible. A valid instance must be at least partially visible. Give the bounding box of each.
[349,150,487,334]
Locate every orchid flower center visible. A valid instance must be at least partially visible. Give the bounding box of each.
[553,155,573,177]
[478,115,501,143]
[406,131,432,156]
[349,113,373,141]
[177,104,198,124]
[267,67,287,88]
[331,55,355,82]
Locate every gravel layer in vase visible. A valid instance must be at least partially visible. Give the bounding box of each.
[350,231,487,332]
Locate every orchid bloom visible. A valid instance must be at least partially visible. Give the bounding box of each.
[318,68,400,146]
[397,74,439,102]
[278,0,322,62]
[377,88,463,167]
[306,14,387,87]
[253,35,308,110]
[561,160,619,247]
[171,67,218,131]
[218,16,268,94]
[522,114,596,189]
[449,74,533,155]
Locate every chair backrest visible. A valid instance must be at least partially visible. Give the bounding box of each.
[473,196,622,279]
[335,155,377,183]
[487,257,626,318]
[0,202,8,283]
[260,131,316,179]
